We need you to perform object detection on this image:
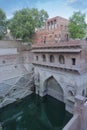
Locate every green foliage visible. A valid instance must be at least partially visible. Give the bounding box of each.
[0,8,7,39]
[8,8,49,42]
[68,11,87,39]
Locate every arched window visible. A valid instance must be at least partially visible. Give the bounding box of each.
[68,90,74,97]
[42,55,46,62]
[59,55,65,64]
[50,55,54,63]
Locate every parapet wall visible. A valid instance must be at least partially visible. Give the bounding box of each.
[63,114,80,130]
[0,40,34,82]
[0,40,21,51]
[63,95,87,130]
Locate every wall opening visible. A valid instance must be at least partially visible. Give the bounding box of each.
[44,76,64,102]
[68,90,74,97]
[36,56,38,61]
[82,89,85,96]
[50,55,55,63]
[2,60,6,64]
[59,55,65,64]
[42,55,46,62]
[72,58,76,65]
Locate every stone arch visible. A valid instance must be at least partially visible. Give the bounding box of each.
[67,85,76,97]
[44,76,64,102]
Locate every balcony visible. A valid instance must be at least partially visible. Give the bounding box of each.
[32,61,81,72]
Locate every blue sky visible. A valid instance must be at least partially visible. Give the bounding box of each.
[0,0,87,22]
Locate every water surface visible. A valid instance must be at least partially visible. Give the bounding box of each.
[0,94,72,130]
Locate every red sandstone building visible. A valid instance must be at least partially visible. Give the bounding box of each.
[33,16,69,44]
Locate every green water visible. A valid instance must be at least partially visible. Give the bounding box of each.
[0,94,72,130]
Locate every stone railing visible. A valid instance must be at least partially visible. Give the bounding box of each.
[63,95,87,130]
[33,61,80,72]
[63,114,80,130]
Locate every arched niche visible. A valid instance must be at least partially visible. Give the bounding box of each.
[59,55,65,64]
[44,76,64,102]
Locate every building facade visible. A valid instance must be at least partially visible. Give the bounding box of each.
[33,16,69,44]
[32,16,87,113]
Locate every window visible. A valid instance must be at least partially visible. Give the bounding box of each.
[82,90,85,96]
[51,21,54,29]
[72,58,76,65]
[36,56,38,61]
[59,55,65,64]
[54,20,57,28]
[42,55,46,62]
[68,90,74,97]
[2,60,6,64]
[50,55,54,63]
[48,22,51,30]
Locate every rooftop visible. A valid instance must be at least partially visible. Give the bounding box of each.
[46,16,69,22]
[32,40,87,49]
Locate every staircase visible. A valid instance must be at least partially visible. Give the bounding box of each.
[0,72,34,108]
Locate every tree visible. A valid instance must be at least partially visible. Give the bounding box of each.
[68,11,87,39]
[0,8,7,39]
[8,8,49,43]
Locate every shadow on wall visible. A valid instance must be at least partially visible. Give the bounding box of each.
[43,76,64,102]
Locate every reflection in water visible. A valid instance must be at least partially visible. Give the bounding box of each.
[0,94,72,130]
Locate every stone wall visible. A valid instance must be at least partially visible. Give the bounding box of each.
[0,40,21,51]
[0,40,34,107]
[0,73,34,108]
[33,52,81,70]
[34,65,87,113]
[21,51,34,72]
[0,40,34,82]
[63,114,80,130]
[63,95,87,130]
